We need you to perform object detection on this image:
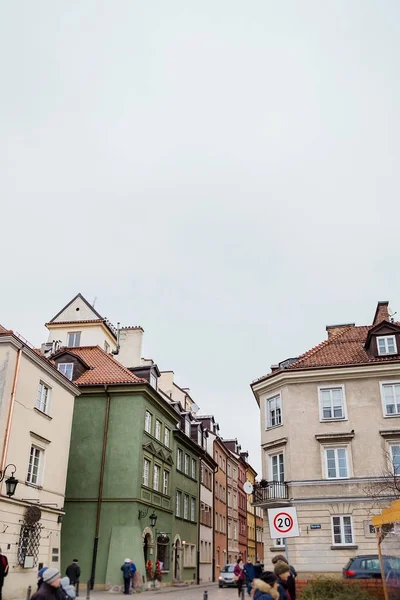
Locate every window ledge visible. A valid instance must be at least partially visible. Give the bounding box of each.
[34,408,52,420]
[315,432,355,442]
[266,424,283,432]
[25,481,43,490]
[330,545,358,550]
[320,418,347,423]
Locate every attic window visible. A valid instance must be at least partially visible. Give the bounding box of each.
[58,363,74,381]
[377,336,397,356]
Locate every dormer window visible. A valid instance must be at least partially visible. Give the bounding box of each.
[185,418,190,436]
[150,373,157,389]
[58,363,74,381]
[377,336,397,356]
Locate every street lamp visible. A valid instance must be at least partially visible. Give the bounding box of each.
[0,464,18,498]
[149,512,157,528]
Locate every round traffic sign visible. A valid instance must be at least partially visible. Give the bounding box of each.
[273,512,294,534]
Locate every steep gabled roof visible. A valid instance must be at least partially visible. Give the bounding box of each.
[49,293,104,323]
[53,346,147,386]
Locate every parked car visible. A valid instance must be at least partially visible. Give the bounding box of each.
[343,555,400,581]
[218,564,236,587]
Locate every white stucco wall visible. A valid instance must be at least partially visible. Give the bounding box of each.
[47,323,116,352]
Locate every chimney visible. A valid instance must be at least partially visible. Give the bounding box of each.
[372,301,390,326]
[326,323,355,340]
[116,327,144,368]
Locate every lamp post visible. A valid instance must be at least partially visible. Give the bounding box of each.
[0,464,18,497]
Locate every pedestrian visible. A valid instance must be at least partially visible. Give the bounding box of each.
[31,568,63,600]
[37,566,48,591]
[273,562,291,600]
[129,561,136,591]
[252,572,279,600]
[243,558,255,596]
[0,548,8,600]
[61,577,76,599]
[234,559,245,598]
[271,555,296,600]
[254,560,263,579]
[121,559,131,595]
[66,560,80,597]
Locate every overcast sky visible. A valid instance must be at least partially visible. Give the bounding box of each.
[1,1,400,473]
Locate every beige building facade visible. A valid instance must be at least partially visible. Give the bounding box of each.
[251,301,400,573]
[0,326,78,599]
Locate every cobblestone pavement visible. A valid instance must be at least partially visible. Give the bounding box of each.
[90,584,244,600]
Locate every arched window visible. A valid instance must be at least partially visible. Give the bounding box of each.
[157,534,170,571]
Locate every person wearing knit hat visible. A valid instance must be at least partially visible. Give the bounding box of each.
[272,555,296,600]
[273,562,291,600]
[31,568,62,600]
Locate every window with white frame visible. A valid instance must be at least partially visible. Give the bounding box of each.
[177,449,183,471]
[274,537,286,547]
[377,336,397,356]
[220,515,223,532]
[197,429,203,447]
[145,410,152,433]
[155,420,161,441]
[271,453,285,482]
[163,470,169,495]
[228,490,231,507]
[390,444,400,475]
[332,515,353,545]
[164,428,170,447]
[266,394,282,428]
[143,459,150,487]
[36,382,50,414]
[381,383,400,416]
[58,363,74,381]
[319,386,346,420]
[176,491,182,517]
[184,494,189,519]
[191,497,196,521]
[325,447,348,479]
[233,523,238,540]
[27,445,44,485]
[153,464,160,491]
[184,454,189,475]
[191,458,196,479]
[67,332,81,347]
[185,418,190,436]
[150,373,157,389]
[183,543,196,567]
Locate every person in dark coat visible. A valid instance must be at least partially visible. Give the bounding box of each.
[66,560,81,596]
[273,562,291,600]
[271,555,296,600]
[252,576,279,600]
[121,559,132,595]
[31,568,63,600]
[37,567,48,591]
[0,549,9,600]
[254,560,263,579]
[243,559,255,595]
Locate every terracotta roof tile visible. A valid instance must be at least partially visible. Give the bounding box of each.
[55,346,147,386]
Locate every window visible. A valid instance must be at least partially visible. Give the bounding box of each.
[164,428,170,447]
[233,493,237,508]
[234,523,238,540]
[150,373,157,389]
[57,363,74,381]
[143,459,150,487]
[220,515,223,532]
[274,538,286,547]
[215,512,219,532]
[325,448,348,479]
[104,341,110,353]
[177,449,183,471]
[381,383,400,416]
[191,458,196,479]
[184,454,189,475]
[145,411,152,434]
[266,394,282,428]
[198,429,203,447]
[191,498,196,521]
[184,495,189,519]
[271,453,285,482]
[163,470,169,495]
[176,491,181,517]
[227,463,231,477]
[183,543,196,567]
[155,420,161,441]
[27,445,43,485]
[153,465,160,491]
[319,386,346,420]
[391,445,400,474]
[67,332,81,347]
[185,418,190,436]
[228,490,231,507]
[377,336,397,356]
[332,515,353,545]
[36,382,50,414]
[157,534,170,571]
[228,521,232,538]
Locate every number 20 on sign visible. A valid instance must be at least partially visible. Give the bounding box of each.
[267,507,300,539]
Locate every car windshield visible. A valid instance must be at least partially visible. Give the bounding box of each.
[222,565,234,573]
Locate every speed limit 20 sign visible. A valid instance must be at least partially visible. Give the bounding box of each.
[268,507,300,539]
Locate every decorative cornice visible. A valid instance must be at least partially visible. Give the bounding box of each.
[261,437,288,450]
[315,432,355,443]
[379,429,400,439]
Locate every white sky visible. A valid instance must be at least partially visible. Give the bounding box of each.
[1,1,400,472]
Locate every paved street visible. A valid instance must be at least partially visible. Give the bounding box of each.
[90,585,242,600]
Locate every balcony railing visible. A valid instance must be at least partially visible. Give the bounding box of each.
[252,481,289,505]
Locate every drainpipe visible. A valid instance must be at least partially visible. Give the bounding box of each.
[0,346,22,494]
[90,386,111,589]
[196,457,201,585]
[212,464,218,582]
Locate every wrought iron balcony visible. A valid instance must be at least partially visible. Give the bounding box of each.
[252,481,289,506]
